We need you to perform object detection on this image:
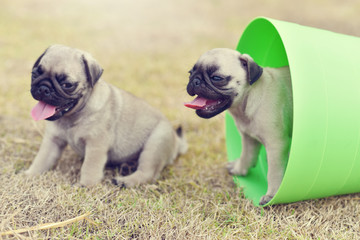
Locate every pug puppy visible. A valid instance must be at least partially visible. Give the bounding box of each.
[185,48,292,205]
[26,44,188,187]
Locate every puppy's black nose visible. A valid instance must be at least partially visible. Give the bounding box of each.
[187,77,202,96]
[37,85,51,96]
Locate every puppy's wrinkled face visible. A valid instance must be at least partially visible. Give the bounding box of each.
[31,45,103,121]
[185,48,263,118]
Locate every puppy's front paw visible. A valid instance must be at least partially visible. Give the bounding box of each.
[226,161,249,176]
[259,195,273,206]
[79,175,102,187]
[19,170,32,178]
[24,169,39,177]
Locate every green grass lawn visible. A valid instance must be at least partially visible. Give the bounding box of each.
[1,0,360,239]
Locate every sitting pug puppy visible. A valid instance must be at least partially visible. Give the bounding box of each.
[26,44,188,187]
[185,48,292,205]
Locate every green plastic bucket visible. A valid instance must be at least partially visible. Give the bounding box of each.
[226,17,360,206]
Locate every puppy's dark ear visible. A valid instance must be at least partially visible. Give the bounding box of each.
[82,54,104,88]
[32,47,49,69]
[240,55,263,85]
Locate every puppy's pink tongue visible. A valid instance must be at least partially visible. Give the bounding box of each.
[31,101,56,121]
[184,96,210,110]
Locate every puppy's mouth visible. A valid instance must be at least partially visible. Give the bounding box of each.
[31,100,77,121]
[184,95,232,119]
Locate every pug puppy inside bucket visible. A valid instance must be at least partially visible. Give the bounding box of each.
[26,44,188,187]
[185,48,292,205]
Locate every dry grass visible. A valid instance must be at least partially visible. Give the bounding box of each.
[1,0,360,239]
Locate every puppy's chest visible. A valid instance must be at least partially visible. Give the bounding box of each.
[237,120,260,139]
[230,108,261,140]
[54,123,87,156]
[64,130,86,156]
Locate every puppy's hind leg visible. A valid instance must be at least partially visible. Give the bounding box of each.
[112,121,175,188]
[227,133,261,176]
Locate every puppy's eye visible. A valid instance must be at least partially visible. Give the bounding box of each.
[211,76,223,81]
[61,82,73,89]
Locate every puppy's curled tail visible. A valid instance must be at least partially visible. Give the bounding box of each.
[175,126,188,155]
